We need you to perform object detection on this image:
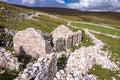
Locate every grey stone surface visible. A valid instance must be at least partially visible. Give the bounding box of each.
[54,37,65,52]
[65,35,73,49]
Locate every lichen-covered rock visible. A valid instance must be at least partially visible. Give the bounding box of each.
[13,28,53,59]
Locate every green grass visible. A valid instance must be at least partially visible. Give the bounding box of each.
[89,65,120,80]
[71,22,120,36]
[0,15,67,33]
[0,69,19,80]
[57,54,68,70]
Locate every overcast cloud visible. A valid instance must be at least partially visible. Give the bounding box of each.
[1,0,120,12]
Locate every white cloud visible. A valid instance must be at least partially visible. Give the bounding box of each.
[56,0,65,4]
[1,0,120,12]
[67,0,120,11]
[22,0,35,4]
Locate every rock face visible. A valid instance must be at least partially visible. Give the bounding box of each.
[15,53,57,80]
[13,28,53,59]
[51,25,82,51]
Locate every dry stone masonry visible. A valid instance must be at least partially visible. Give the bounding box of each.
[13,28,53,59]
[14,53,57,80]
[51,25,82,51]
[13,26,82,59]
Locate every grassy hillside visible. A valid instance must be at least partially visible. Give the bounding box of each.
[0,1,68,33]
[33,7,120,29]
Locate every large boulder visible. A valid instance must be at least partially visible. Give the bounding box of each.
[13,28,53,59]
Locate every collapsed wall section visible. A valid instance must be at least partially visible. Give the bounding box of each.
[14,53,57,80]
[0,48,22,71]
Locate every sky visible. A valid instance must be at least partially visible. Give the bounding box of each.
[1,0,120,12]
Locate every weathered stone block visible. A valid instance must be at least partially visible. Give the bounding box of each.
[65,35,73,49]
[76,30,82,45]
[53,37,65,52]
[13,28,53,59]
[73,32,78,46]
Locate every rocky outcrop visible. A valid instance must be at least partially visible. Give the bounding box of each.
[51,25,82,51]
[19,12,40,20]
[0,48,22,72]
[13,28,53,59]
[4,28,18,36]
[15,53,57,80]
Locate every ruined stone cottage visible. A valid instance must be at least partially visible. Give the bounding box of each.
[51,25,82,51]
[13,25,82,58]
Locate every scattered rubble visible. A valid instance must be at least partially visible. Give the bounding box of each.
[53,29,119,80]
[0,47,22,72]
[19,12,40,20]
[14,53,57,80]
[4,28,17,36]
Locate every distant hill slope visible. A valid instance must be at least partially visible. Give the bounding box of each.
[32,7,120,29]
[13,4,120,29]
[0,1,120,29]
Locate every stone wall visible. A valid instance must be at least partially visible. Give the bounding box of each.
[73,30,82,46]
[14,53,57,80]
[53,37,65,52]
[51,25,82,51]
